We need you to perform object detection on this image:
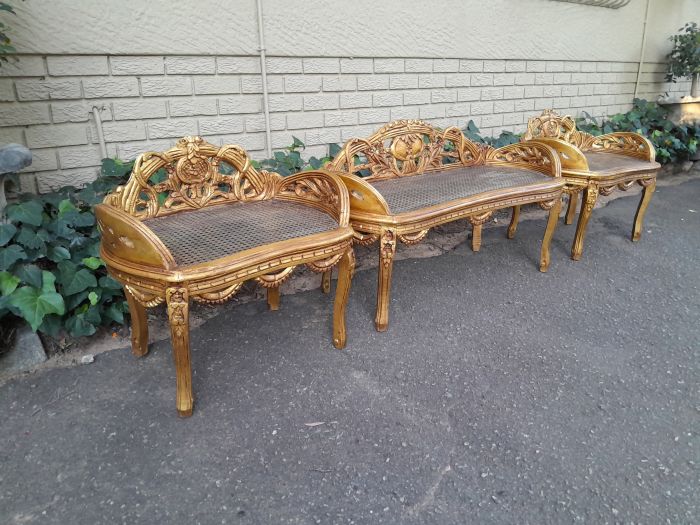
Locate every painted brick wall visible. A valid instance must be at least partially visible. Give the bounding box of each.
[0,55,688,193]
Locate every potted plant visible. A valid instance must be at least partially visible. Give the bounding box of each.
[666,22,700,98]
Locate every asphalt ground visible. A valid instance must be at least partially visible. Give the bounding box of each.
[1,179,698,525]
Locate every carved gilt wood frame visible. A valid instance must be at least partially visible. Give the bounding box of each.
[520,109,660,260]
[326,119,565,331]
[96,136,355,417]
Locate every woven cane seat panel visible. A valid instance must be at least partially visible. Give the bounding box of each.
[370,165,551,214]
[144,200,338,267]
[584,152,657,175]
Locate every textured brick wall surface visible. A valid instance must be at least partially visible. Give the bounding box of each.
[0,55,688,193]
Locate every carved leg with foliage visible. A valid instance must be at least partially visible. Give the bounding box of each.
[125,288,149,357]
[507,206,520,239]
[565,190,579,225]
[632,179,655,242]
[539,198,562,273]
[166,287,193,417]
[571,183,599,261]
[321,270,332,294]
[332,249,355,349]
[375,229,397,332]
[267,286,280,311]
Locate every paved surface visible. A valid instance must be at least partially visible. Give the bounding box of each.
[1,180,699,525]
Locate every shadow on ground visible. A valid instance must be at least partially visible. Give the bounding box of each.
[1,180,698,524]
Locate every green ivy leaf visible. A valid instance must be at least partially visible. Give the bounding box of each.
[0,271,20,296]
[9,271,66,331]
[58,199,78,216]
[65,312,97,337]
[0,223,17,246]
[38,314,62,336]
[47,245,71,262]
[88,291,99,305]
[103,303,125,324]
[16,264,42,288]
[0,244,26,270]
[15,226,47,251]
[82,256,103,270]
[98,275,122,289]
[58,261,97,295]
[6,200,44,227]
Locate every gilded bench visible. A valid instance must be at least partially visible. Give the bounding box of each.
[326,120,565,331]
[96,137,355,416]
[519,110,660,260]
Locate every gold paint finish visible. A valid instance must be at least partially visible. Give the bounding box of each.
[327,119,565,331]
[521,110,661,259]
[98,137,355,417]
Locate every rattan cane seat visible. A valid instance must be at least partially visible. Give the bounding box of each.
[583,151,659,176]
[370,165,553,214]
[143,200,339,267]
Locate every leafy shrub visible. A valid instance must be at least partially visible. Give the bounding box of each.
[666,22,700,83]
[0,1,18,65]
[0,159,133,337]
[576,98,699,164]
[252,136,340,175]
[462,120,521,148]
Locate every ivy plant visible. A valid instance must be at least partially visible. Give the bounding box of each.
[576,98,699,164]
[0,158,134,337]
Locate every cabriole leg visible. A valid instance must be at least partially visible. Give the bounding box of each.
[565,190,579,225]
[375,229,397,332]
[321,270,332,294]
[571,184,599,261]
[166,287,193,418]
[632,179,655,242]
[267,286,280,311]
[539,198,562,273]
[124,288,149,357]
[507,206,520,239]
[332,249,355,349]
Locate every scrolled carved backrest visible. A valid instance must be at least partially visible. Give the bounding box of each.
[523,109,654,160]
[522,109,586,145]
[326,120,487,181]
[104,136,279,219]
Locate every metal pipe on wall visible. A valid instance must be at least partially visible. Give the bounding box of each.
[256,0,273,158]
[633,0,651,100]
[92,106,108,160]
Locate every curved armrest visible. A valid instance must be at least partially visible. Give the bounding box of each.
[522,137,589,171]
[589,132,655,162]
[486,141,562,178]
[275,169,350,226]
[95,204,176,269]
[334,173,390,216]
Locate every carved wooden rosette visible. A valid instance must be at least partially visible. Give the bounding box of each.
[328,120,486,182]
[105,137,278,220]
